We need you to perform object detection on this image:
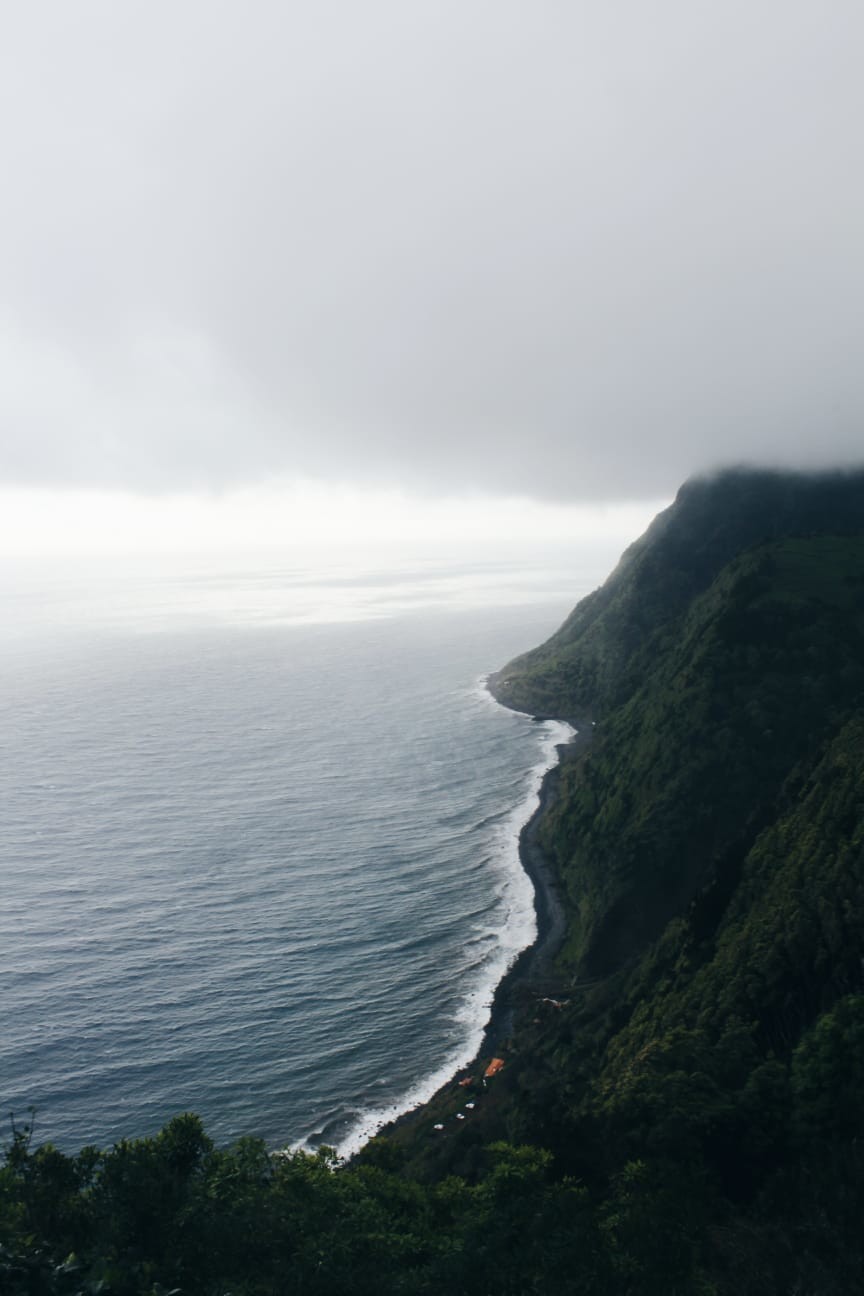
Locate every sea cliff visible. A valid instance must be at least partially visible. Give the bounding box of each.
[5,467,864,1295]
[373,468,864,1280]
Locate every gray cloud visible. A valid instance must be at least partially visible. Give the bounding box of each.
[1,1,862,500]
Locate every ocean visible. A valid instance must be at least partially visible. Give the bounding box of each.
[0,545,612,1157]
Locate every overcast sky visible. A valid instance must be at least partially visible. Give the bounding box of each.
[1,0,862,520]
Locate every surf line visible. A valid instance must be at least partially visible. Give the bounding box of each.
[316,682,576,1163]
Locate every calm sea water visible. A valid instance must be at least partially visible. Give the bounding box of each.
[0,545,611,1156]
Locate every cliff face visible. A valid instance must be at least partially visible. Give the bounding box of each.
[397,468,864,1282]
[490,467,864,720]
[491,469,864,978]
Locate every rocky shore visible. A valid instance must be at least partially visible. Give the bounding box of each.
[364,708,592,1156]
[474,722,591,1054]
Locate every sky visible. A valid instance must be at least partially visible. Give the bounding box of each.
[1,1,862,554]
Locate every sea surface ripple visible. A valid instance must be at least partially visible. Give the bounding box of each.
[0,553,601,1155]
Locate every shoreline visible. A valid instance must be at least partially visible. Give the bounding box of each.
[473,708,592,1058]
[355,693,592,1156]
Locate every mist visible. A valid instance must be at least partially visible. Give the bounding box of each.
[1,2,862,503]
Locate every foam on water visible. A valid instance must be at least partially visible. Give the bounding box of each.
[319,694,575,1161]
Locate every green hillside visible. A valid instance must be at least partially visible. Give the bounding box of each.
[4,469,864,1294]
[535,532,864,977]
[490,468,864,719]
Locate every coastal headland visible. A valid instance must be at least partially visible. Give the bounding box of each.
[362,467,864,1188]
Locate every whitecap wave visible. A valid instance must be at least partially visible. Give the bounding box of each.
[300,683,575,1162]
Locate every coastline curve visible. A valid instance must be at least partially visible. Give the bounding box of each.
[331,679,579,1161]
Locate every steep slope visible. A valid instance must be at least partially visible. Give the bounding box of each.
[387,470,864,1288]
[536,532,864,976]
[490,467,864,719]
[488,468,864,981]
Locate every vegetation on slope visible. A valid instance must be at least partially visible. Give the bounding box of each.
[491,467,864,718]
[536,533,864,976]
[4,468,864,1294]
